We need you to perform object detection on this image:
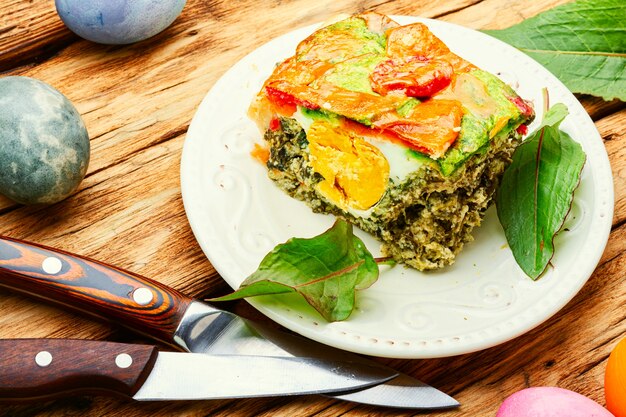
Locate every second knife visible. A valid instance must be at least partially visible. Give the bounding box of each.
[0,339,394,401]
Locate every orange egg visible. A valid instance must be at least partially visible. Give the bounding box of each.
[606,337,626,417]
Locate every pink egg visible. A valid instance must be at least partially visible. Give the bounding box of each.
[497,387,615,417]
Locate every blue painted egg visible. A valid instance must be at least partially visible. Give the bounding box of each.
[0,77,90,205]
[55,0,187,45]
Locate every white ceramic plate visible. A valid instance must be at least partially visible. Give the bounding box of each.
[181,16,613,358]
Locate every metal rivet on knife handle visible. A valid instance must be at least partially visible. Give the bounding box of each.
[0,236,194,345]
[42,257,62,275]
[35,351,52,367]
[132,288,154,306]
[116,353,133,369]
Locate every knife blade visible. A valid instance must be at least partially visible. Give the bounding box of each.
[176,301,459,409]
[0,339,395,401]
[0,236,459,409]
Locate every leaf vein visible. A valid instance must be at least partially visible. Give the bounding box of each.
[519,49,626,58]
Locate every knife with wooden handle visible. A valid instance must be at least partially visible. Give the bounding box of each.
[0,338,394,401]
[0,236,459,409]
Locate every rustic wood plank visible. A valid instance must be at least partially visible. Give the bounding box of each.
[0,0,76,72]
[0,0,623,415]
[580,96,626,122]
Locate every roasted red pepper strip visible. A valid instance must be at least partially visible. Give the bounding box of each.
[372,99,463,158]
[265,86,320,110]
[370,57,454,98]
[508,96,534,118]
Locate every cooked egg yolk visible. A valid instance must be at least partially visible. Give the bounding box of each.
[307,120,389,211]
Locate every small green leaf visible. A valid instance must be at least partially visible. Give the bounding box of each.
[496,103,586,279]
[210,219,379,321]
[484,0,626,101]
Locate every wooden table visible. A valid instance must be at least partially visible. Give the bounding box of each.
[1,1,624,415]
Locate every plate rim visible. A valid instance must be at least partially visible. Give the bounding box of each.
[180,15,614,358]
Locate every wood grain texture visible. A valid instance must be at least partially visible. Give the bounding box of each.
[0,0,77,72]
[0,0,623,415]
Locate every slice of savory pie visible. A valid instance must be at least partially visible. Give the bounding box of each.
[248,12,534,270]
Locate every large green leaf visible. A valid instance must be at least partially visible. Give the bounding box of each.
[210,219,379,321]
[496,103,586,279]
[484,0,626,101]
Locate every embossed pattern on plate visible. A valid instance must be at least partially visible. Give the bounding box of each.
[181,17,614,358]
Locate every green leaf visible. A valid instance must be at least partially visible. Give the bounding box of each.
[496,103,586,279]
[210,219,379,321]
[484,0,626,101]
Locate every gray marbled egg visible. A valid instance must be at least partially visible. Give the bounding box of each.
[0,76,90,205]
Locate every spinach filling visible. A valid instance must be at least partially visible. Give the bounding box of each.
[263,116,523,270]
